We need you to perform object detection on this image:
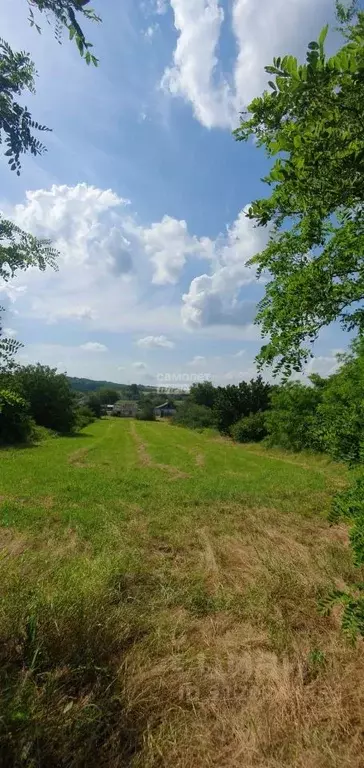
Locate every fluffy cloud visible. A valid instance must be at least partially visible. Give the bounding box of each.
[80,342,108,353]
[140,215,210,285]
[137,335,175,349]
[0,184,193,332]
[182,208,266,329]
[13,184,127,246]
[133,361,147,370]
[3,327,17,338]
[1,184,266,342]
[162,0,234,129]
[162,0,333,129]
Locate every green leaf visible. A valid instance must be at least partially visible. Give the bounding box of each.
[319,24,329,47]
[308,41,320,50]
[76,36,84,56]
[265,65,280,75]
[69,25,76,41]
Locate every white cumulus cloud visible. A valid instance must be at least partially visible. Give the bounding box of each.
[137,335,175,349]
[3,327,17,337]
[133,361,147,370]
[162,0,234,129]
[182,207,266,329]
[162,0,333,129]
[140,215,210,285]
[2,184,267,342]
[80,342,108,353]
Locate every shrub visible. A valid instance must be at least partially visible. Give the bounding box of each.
[15,365,77,434]
[75,405,95,430]
[32,424,58,442]
[0,388,34,444]
[172,402,216,430]
[313,341,364,464]
[265,382,323,452]
[136,404,156,421]
[320,476,364,641]
[231,411,267,443]
[86,393,102,419]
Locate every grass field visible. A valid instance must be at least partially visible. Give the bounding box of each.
[1,418,364,767]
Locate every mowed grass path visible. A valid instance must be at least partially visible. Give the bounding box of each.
[1,419,363,767]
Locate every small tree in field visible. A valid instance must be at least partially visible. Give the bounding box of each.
[15,364,76,433]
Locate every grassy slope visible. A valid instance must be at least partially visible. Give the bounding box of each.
[0,419,363,767]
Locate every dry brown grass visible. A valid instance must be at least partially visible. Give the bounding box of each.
[109,503,364,768]
[117,608,364,768]
[2,498,362,768]
[1,420,363,767]
[0,526,27,558]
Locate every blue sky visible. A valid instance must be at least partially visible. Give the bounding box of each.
[0,0,348,385]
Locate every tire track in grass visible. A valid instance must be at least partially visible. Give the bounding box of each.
[130,421,190,480]
[68,421,115,468]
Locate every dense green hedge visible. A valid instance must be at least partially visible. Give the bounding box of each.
[0,388,34,444]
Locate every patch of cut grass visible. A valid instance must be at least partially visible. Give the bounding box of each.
[0,418,363,767]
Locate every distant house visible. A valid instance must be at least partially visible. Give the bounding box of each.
[113,401,138,417]
[154,401,176,418]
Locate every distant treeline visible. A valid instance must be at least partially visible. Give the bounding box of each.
[67,378,152,398]
[172,338,364,465]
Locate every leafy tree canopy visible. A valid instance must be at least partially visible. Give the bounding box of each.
[27,1,100,64]
[214,376,272,435]
[15,363,77,433]
[0,38,50,174]
[189,381,217,410]
[0,216,58,281]
[96,388,120,405]
[234,1,364,375]
[1,2,100,173]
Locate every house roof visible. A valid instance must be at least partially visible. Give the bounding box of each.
[155,402,175,409]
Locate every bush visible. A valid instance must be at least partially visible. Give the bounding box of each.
[265,382,323,452]
[86,393,102,419]
[136,404,156,421]
[231,411,267,443]
[312,342,364,463]
[75,405,95,430]
[32,424,58,442]
[15,365,77,434]
[320,477,364,641]
[0,388,34,444]
[172,402,216,430]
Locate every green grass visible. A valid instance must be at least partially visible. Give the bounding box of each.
[1,418,363,767]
